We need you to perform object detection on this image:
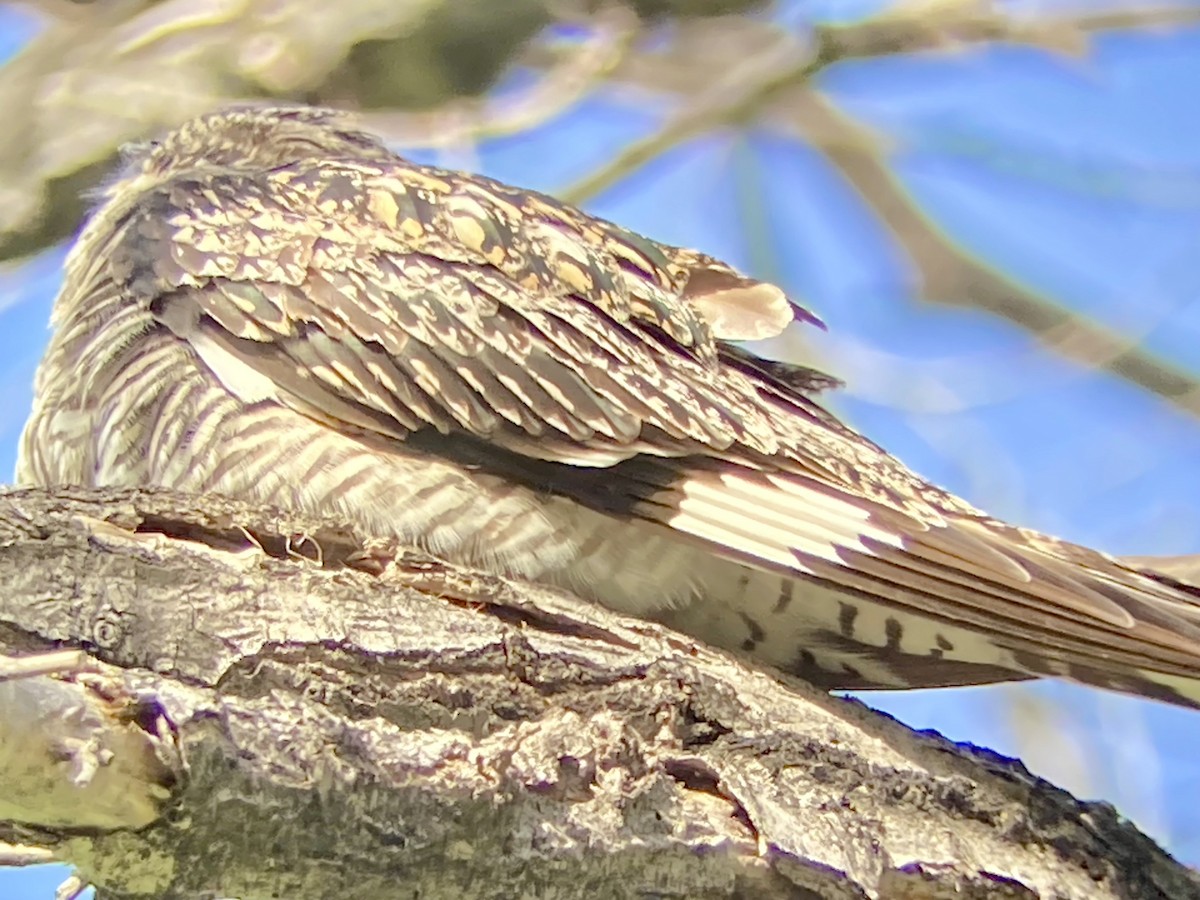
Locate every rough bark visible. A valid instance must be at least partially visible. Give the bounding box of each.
[0,487,1195,900]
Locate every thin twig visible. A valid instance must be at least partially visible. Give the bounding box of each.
[807,0,1200,67]
[774,89,1200,416]
[560,32,814,203]
[364,6,639,149]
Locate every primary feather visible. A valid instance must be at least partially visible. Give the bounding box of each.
[19,105,1200,707]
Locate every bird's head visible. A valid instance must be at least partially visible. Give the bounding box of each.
[97,105,392,202]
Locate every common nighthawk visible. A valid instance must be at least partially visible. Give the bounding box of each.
[18,105,1200,707]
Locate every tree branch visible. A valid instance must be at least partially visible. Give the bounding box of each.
[0,487,1196,899]
[772,89,1200,417]
[805,0,1200,65]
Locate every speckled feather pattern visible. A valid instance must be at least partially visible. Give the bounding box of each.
[19,105,1200,706]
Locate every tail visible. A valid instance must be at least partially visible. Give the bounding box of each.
[656,557,1200,711]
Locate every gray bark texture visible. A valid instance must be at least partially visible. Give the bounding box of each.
[0,487,1195,900]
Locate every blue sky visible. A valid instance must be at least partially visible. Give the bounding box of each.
[3,1,1200,894]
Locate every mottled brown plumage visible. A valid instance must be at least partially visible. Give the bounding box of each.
[19,105,1200,706]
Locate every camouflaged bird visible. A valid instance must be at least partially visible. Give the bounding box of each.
[18,105,1200,708]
